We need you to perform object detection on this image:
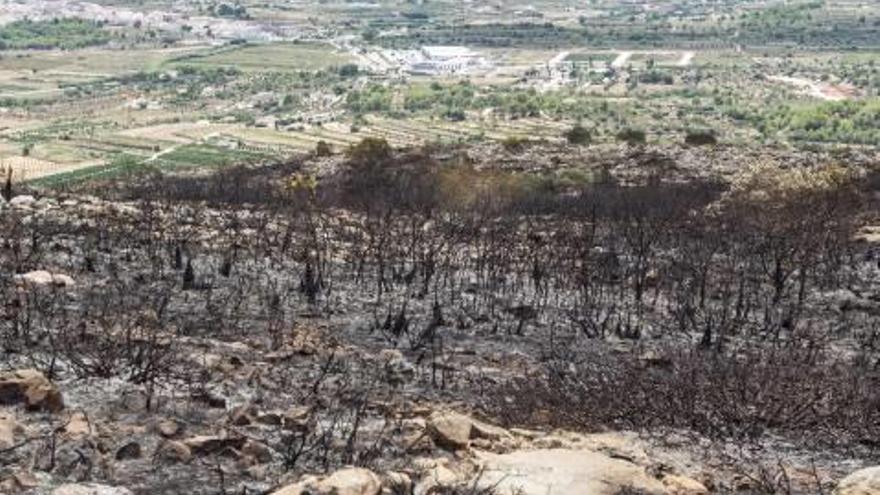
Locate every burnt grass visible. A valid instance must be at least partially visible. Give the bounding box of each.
[2,142,880,493]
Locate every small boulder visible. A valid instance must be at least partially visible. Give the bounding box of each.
[663,474,709,495]
[836,466,880,495]
[0,369,64,413]
[426,410,510,450]
[156,440,192,464]
[156,419,181,437]
[427,411,474,449]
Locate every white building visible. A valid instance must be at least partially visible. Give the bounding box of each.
[407,46,487,75]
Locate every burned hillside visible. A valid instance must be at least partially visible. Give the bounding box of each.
[2,142,880,494]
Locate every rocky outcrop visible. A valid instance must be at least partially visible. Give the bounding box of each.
[835,466,880,495]
[473,448,667,495]
[0,369,65,413]
[52,483,134,495]
[271,468,382,495]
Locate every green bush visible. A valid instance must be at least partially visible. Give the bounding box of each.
[501,136,532,151]
[565,124,592,145]
[616,128,647,145]
[684,129,718,146]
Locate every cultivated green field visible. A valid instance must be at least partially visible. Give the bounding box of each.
[166,43,355,72]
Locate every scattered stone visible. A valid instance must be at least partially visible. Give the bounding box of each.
[272,467,382,495]
[0,369,65,413]
[835,466,880,495]
[52,483,134,495]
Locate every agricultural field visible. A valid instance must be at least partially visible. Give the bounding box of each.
[0,0,876,187]
[166,42,356,72]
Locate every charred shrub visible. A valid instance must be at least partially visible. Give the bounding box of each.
[488,344,880,447]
